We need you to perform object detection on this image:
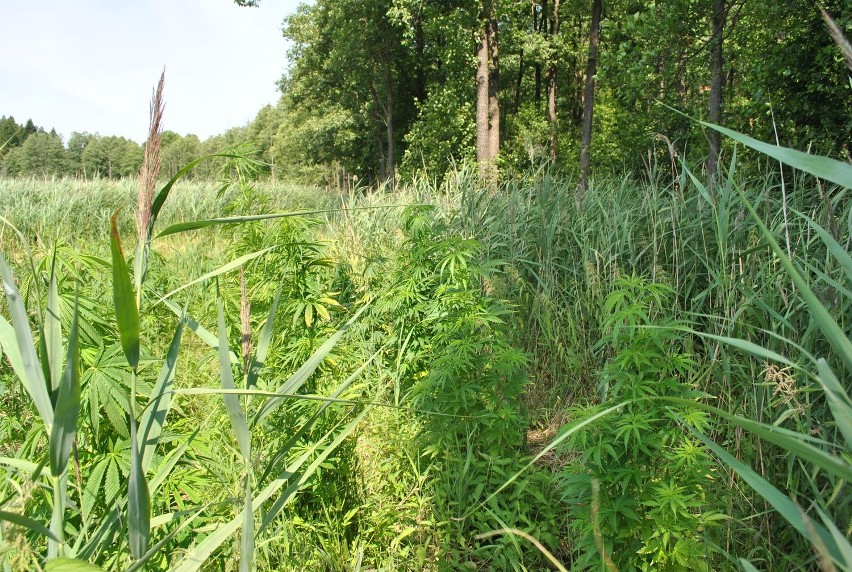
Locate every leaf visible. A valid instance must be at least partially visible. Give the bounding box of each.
[110,213,140,371]
[42,255,63,398]
[50,294,81,477]
[246,280,284,390]
[700,120,852,189]
[44,558,107,572]
[254,303,370,426]
[128,416,150,560]
[138,314,185,473]
[217,286,251,461]
[0,509,59,541]
[152,246,276,308]
[0,251,53,428]
[689,425,844,566]
[171,408,369,572]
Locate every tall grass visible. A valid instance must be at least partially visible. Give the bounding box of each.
[1,131,849,569]
[327,148,850,568]
[0,177,331,244]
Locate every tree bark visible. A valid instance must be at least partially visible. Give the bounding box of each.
[578,0,602,197]
[476,1,499,182]
[476,23,490,174]
[707,0,725,183]
[487,14,500,168]
[548,0,561,162]
[385,66,396,189]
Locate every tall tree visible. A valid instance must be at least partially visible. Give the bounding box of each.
[707,0,727,182]
[578,0,602,196]
[476,0,500,180]
[547,0,561,161]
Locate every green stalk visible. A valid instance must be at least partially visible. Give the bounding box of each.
[48,473,67,559]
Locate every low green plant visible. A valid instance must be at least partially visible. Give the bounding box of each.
[558,276,720,571]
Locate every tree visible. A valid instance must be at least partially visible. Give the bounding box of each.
[476,0,500,180]
[706,0,728,182]
[578,0,602,196]
[18,131,67,177]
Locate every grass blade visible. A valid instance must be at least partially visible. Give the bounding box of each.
[44,558,107,572]
[49,294,80,477]
[0,510,59,542]
[110,213,140,371]
[138,314,185,473]
[253,303,370,426]
[737,189,852,373]
[128,416,150,560]
[0,251,53,428]
[42,254,62,399]
[794,207,852,285]
[815,359,852,452]
[688,425,844,566]
[159,296,239,364]
[171,407,369,572]
[247,280,284,390]
[240,475,253,572]
[700,121,852,189]
[217,285,251,461]
[152,246,275,308]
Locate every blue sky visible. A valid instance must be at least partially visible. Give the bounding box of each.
[0,0,302,143]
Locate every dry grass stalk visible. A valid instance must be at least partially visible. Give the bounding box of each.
[138,69,165,245]
[240,266,252,373]
[819,4,852,73]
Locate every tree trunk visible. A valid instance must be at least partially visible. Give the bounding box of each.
[548,0,561,162]
[707,0,725,183]
[385,65,396,189]
[476,1,499,182]
[578,0,602,197]
[487,14,500,167]
[476,23,490,175]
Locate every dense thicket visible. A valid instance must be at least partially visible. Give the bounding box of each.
[256,0,851,184]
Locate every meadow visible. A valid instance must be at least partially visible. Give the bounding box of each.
[0,140,850,571]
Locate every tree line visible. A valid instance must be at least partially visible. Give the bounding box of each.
[4,1,850,185]
[0,115,243,180]
[242,0,850,186]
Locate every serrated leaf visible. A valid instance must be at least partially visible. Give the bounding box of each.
[82,457,108,521]
[105,458,120,504]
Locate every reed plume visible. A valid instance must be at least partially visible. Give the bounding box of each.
[138,69,165,245]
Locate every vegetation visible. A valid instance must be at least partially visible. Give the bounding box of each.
[0,1,850,571]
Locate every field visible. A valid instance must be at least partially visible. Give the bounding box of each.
[0,147,850,571]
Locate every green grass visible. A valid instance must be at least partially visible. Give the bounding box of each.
[0,136,849,571]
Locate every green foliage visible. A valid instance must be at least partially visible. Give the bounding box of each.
[558,276,719,571]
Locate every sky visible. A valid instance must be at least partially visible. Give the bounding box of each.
[0,0,303,143]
